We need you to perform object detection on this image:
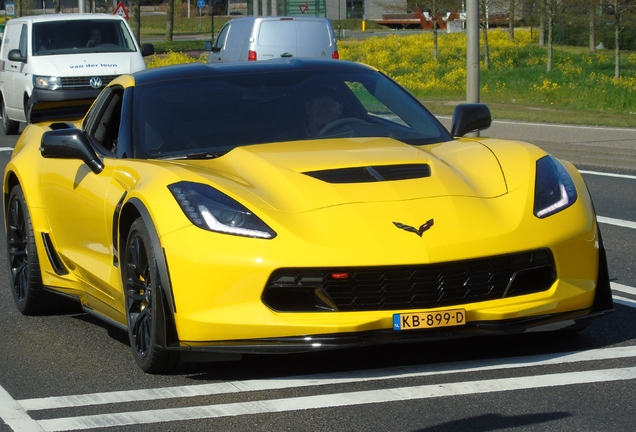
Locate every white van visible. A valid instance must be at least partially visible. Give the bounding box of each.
[0,13,154,135]
[205,16,338,63]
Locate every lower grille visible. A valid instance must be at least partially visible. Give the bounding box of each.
[60,75,118,90]
[263,249,556,312]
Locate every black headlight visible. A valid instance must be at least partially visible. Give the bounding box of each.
[533,155,578,218]
[168,182,276,239]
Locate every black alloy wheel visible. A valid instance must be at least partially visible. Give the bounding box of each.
[123,218,178,373]
[6,185,45,314]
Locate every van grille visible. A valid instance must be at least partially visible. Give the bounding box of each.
[60,75,118,90]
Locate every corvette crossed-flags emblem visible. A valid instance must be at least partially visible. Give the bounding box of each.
[393,219,434,237]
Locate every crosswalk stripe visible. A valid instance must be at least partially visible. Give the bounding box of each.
[38,367,636,432]
[18,345,636,411]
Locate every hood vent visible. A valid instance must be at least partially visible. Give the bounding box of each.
[304,164,431,184]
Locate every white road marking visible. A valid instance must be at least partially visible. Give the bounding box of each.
[597,216,636,230]
[0,385,44,432]
[611,282,636,296]
[37,367,636,432]
[580,170,636,180]
[3,284,635,431]
[613,296,636,308]
[0,147,14,152]
[17,346,636,411]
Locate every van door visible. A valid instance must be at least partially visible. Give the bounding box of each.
[296,19,336,59]
[211,20,251,62]
[255,19,297,60]
[2,23,29,120]
[209,23,230,62]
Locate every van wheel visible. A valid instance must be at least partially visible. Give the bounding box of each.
[2,99,19,135]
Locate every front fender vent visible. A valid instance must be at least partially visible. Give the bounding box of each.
[304,164,431,184]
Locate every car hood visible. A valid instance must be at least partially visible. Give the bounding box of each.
[167,137,517,213]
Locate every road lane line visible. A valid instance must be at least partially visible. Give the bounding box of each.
[580,170,636,180]
[18,345,636,411]
[37,366,636,432]
[613,296,636,308]
[0,385,44,432]
[611,282,636,296]
[597,216,636,230]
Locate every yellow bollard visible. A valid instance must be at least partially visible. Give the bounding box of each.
[362,20,366,31]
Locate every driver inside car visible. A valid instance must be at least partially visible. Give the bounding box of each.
[279,86,345,140]
[304,91,344,137]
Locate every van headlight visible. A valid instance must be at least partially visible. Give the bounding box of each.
[33,76,62,90]
[168,181,276,239]
[534,155,578,218]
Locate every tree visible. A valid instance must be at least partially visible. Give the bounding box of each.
[589,0,597,53]
[480,0,492,69]
[165,0,175,42]
[417,0,462,59]
[546,0,556,72]
[604,0,636,79]
[538,0,547,46]
[134,1,141,44]
[509,0,515,41]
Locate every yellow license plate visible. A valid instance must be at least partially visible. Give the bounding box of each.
[393,309,466,331]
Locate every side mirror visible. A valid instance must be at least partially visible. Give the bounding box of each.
[204,40,221,53]
[8,49,26,62]
[451,103,492,137]
[141,43,155,57]
[40,128,104,174]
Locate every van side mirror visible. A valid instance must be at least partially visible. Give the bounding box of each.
[141,43,155,57]
[8,49,26,63]
[451,103,492,137]
[204,41,221,53]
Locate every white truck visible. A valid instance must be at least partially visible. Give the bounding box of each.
[0,13,154,135]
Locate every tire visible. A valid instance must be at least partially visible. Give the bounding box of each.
[123,218,179,374]
[1,98,20,135]
[6,185,46,315]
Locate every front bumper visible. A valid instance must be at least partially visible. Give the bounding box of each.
[28,88,101,123]
[168,247,614,355]
[172,307,611,355]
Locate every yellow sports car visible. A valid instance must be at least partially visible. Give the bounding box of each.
[4,60,613,373]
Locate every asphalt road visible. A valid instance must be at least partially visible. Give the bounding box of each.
[0,122,635,431]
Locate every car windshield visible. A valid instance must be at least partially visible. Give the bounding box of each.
[132,67,452,159]
[32,19,137,55]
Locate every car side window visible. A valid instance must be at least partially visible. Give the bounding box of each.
[85,87,124,156]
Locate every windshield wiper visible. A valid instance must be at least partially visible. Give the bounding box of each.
[159,152,225,160]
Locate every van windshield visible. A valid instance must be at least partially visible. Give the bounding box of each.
[32,19,137,56]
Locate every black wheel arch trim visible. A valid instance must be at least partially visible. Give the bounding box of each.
[119,197,180,346]
[592,221,614,313]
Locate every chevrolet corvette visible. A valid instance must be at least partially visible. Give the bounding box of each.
[3,59,613,373]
